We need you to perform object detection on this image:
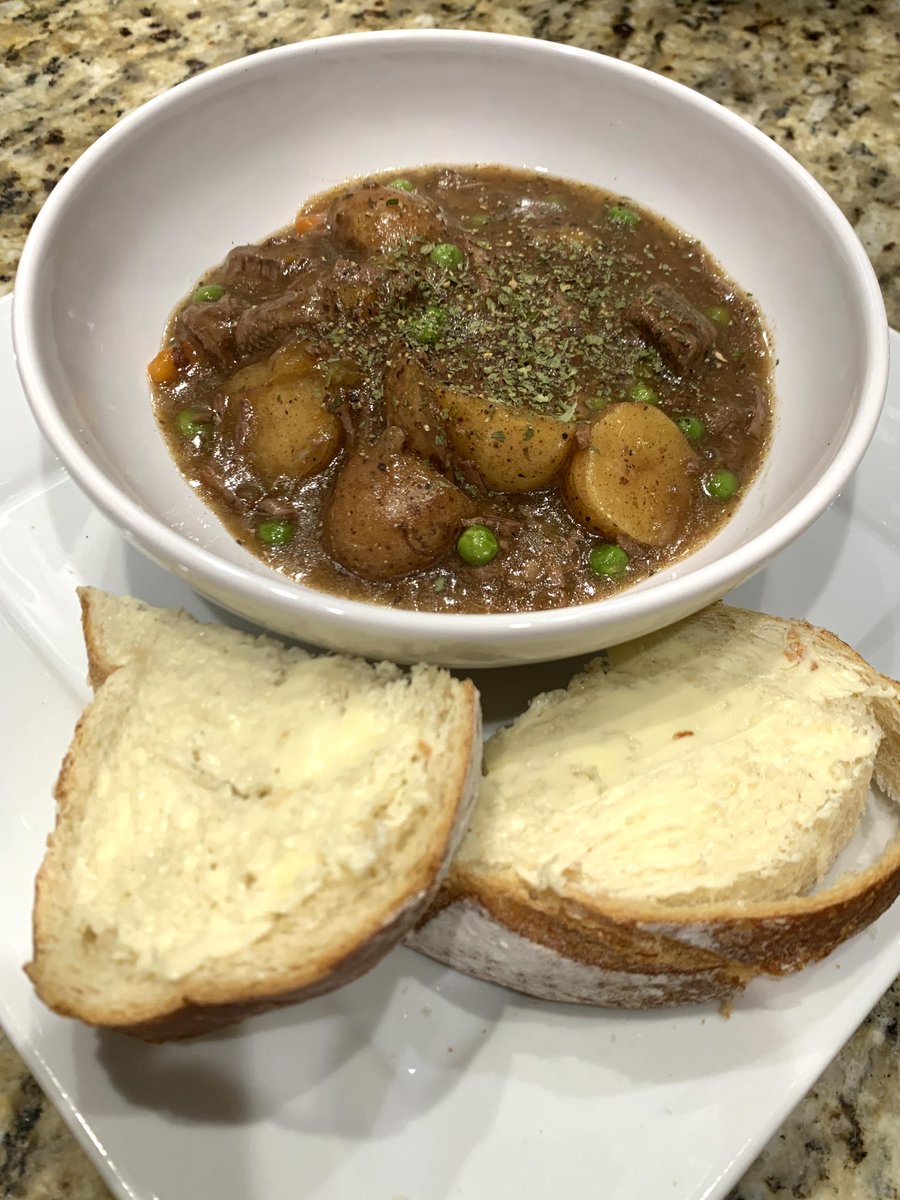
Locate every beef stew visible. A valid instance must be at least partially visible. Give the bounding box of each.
[149,166,773,614]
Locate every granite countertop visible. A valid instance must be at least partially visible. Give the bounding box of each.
[1,2,898,1197]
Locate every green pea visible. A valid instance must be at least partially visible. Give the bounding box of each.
[706,304,732,326]
[589,544,630,578]
[462,213,490,229]
[388,178,415,192]
[676,415,705,440]
[176,409,210,440]
[608,204,640,228]
[430,242,465,271]
[457,524,499,566]
[629,381,659,405]
[703,468,738,500]
[407,306,447,345]
[192,284,225,303]
[257,518,295,547]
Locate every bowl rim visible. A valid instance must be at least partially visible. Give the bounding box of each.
[12,28,889,645]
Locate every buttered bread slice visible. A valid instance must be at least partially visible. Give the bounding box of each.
[27,589,480,1039]
[408,605,900,1007]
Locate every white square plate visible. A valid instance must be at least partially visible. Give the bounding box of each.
[1,291,899,1200]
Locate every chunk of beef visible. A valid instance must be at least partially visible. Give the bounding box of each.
[701,384,769,462]
[328,183,446,258]
[223,241,314,300]
[178,296,245,368]
[330,257,422,320]
[383,354,450,468]
[461,514,522,538]
[230,259,422,364]
[745,382,769,443]
[574,421,593,450]
[627,284,715,375]
[256,495,297,519]
[702,395,752,439]
[233,280,336,359]
[329,259,387,321]
[450,456,488,498]
[195,462,260,513]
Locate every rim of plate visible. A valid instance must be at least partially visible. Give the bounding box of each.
[12,30,890,646]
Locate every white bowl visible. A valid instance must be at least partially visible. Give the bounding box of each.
[13,31,888,667]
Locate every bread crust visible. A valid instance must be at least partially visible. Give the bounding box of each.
[408,835,900,1006]
[408,606,900,1008]
[26,591,482,1041]
[405,896,751,1007]
[78,851,471,1042]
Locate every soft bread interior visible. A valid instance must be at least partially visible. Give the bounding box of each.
[29,590,478,1026]
[458,605,900,907]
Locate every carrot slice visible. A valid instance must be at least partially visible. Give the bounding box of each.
[147,347,177,384]
[294,211,325,236]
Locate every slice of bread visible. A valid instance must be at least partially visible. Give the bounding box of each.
[26,589,480,1040]
[407,605,900,1007]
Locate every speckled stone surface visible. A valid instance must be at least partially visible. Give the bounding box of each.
[1,2,899,1198]
[2,0,898,316]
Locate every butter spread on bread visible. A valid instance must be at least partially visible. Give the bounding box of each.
[26,588,480,1040]
[409,605,900,1007]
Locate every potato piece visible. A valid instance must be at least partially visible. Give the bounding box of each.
[242,377,342,486]
[227,345,342,486]
[325,430,472,581]
[328,184,445,258]
[383,355,448,465]
[564,403,697,546]
[442,390,574,492]
[228,342,317,393]
[385,358,574,491]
